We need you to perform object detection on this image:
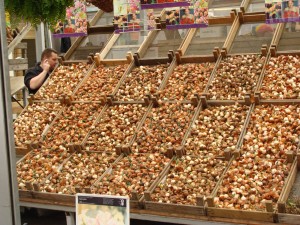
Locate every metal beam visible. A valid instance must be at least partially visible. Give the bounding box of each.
[0,0,21,224]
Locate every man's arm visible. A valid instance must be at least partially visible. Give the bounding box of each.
[28,59,50,90]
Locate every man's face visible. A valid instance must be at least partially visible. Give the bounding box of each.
[289,0,294,7]
[47,52,58,71]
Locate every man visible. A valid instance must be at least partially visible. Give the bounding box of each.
[24,48,58,94]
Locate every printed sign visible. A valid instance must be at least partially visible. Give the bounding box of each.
[265,0,300,23]
[166,0,208,29]
[53,0,88,38]
[113,0,141,33]
[140,0,190,9]
[76,194,130,225]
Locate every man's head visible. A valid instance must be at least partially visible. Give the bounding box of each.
[41,48,58,71]
[288,0,294,8]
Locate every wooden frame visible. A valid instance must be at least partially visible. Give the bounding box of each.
[255,50,300,103]
[32,61,94,101]
[8,23,32,55]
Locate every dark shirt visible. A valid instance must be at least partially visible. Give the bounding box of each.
[24,62,50,94]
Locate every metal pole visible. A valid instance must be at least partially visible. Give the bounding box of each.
[36,23,46,61]
[0,0,21,224]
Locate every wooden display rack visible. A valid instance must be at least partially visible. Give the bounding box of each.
[16,3,300,225]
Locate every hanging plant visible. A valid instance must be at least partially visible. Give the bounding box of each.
[5,0,74,27]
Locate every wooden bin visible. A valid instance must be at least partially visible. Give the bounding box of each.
[157,55,219,104]
[17,148,72,192]
[40,102,106,153]
[33,61,94,101]
[111,57,173,104]
[82,102,150,154]
[131,101,197,156]
[40,152,123,194]
[182,99,254,159]
[204,53,269,102]
[72,54,134,104]
[144,157,226,216]
[90,153,173,209]
[255,50,300,103]
[14,101,63,156]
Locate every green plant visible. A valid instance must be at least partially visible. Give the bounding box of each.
[5,0,73,27]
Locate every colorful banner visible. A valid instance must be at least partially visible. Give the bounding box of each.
[166,0,208,29]
[140,0,191,9]
[265,0,300,24]
[113,0,141,33]
[53,0,88,38]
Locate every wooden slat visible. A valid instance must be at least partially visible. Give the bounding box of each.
[137,30,160,58]
[179,99,203,146]
[203,55,222,93]
[277,159,298,207]
[236,104,255,150]
[207,207,274,222]
[278,213,300,224]
[240,0,251,12]
[128,103,153,147]
[258,99,300,105]
[145,202,206,216]
[223,17,240,54]
[139,57,170,65]
[8,24,32,55]
[16,147,30,157]
[178,28,196,56]
[209,17,233,25]
[15,42,27,49]
[158,59,177,92]
[19,190,75,206]
[271,23,285,49]
[9,58,28,71]
[88,25,114,34]
[99,34,120,60]
[9,58,28,65]
[180,55,216,64]
[243,13,266,23]
[255,53,271,95]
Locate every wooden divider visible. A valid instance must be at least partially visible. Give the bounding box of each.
[8,23,32,55]
[222,16,240,54]
[240,0,251,13]
[277,158,298,213]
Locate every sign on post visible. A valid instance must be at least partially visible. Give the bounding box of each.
[76,193,130,225]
